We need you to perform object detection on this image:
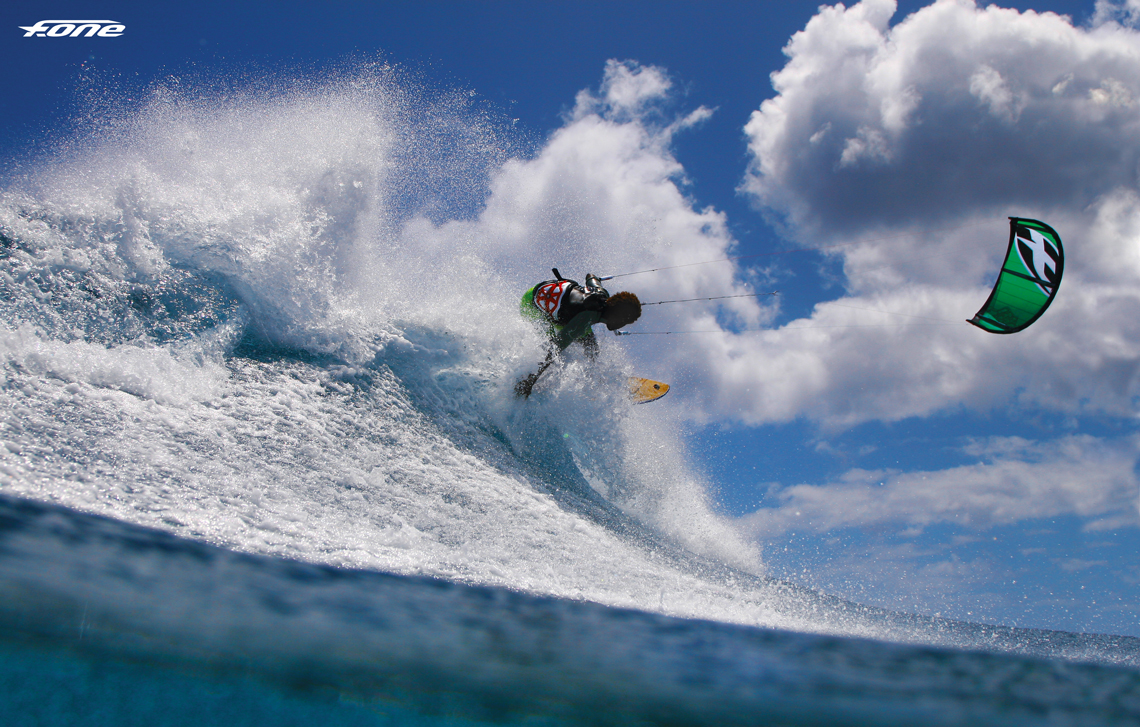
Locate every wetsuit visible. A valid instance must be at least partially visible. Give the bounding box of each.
[515,271,609,397]
[520,271,609,356]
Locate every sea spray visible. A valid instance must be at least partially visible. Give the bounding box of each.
[1,62,777,632]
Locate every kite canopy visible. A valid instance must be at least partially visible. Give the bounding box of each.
[968,218,1064,334]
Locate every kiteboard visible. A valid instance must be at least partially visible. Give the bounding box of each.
[628,377,669,404]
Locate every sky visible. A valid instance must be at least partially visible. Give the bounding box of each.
[3,0,1140,637]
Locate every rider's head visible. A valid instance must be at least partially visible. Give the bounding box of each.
[601,292,642,331]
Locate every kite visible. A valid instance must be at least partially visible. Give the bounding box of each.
[968,218,1063,334]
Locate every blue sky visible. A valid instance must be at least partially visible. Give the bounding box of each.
[4,0,1140,637]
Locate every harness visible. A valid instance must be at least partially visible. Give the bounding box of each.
[521,269,611,356]
[521,269,608,326]
[531,279,573,320]
[521,268,571,327]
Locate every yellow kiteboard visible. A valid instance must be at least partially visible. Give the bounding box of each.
[628,377,670,404]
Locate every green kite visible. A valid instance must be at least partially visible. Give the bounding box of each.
[968,218,1064,334]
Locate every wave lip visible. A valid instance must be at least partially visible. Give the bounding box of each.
[2,493,1140,727]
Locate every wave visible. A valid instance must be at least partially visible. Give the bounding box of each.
[0,63,768,624]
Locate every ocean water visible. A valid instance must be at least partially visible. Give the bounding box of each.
[1,67,1139,725]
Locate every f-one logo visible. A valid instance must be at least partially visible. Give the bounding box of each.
[19,20,125,38]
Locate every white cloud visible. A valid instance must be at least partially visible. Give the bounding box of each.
[743,0,1140,233]
[738,434,1140,537]
[968,65,1025,123]
[839,125,892,166]
[572,60,677,123]
[1093,0,1140,28]
[1089,77,1135,107]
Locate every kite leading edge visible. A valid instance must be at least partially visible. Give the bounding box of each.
[968,217,1064,334]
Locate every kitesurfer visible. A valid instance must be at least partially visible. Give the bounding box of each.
[515,269,641,397]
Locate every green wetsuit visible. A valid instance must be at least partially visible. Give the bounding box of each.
[520,274,608,353]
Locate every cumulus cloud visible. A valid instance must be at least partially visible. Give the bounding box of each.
[739,434,1140,538]
[743,0,1140,232]
[574,59,675,122]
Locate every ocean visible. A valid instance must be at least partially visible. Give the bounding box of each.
[1,66,1138,726]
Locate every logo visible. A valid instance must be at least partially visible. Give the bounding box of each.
[533,281,569,317]
[19,20,124,38]
[1013,225,1062,294]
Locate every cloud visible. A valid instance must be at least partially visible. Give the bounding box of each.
[573,59,674,122]
[743,0,1140,233]
[706,0,1140,429]
[968,65,1025,124]
[738,434,1140,537]
[405,60,769,369]
[1093,0,1140,28]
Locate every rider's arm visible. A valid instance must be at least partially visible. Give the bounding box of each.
[554,310,603,350]
[580,329,599,360]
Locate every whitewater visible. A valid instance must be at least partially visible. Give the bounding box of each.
[2,66,1139,725]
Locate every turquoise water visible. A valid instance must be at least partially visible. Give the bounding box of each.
[3,496,1139,726]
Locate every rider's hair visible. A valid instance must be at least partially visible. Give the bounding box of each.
[603,292,642,330]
